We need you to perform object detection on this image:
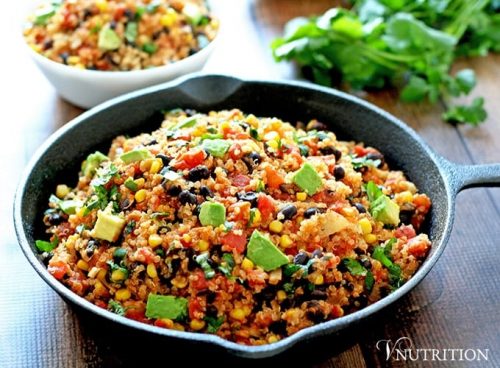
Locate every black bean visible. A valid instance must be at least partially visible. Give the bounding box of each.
[206,305,218,316]
[124,9,134,20]
[354,203,366,213]
[333,166,345,180]
[170,258,182,273]
[269,320,287,335]
[360,257,371,270]
[47,213,64,225]
[306,309,326,324]
[179,190,198,205]
[83,8,93,20]
[109,21,117,30]
[60,52,69,65]
[236,192,258,207]
[187,165,210,182]
[199,186,214,198]
[243,152,262,165]
[366,152,384,167]
[293,252,309,265]
[146,139,157,146]
[278,204,297,220]
[86,240,98,257]
[42,40,53,50]
[166,185,181,196]
[310,289,328,300]
[333,149,342,161]
[345,282,355,291]
[312,249,323,258]
[120,198,133,211]
[304,207,320,219]
[41,251,53,265]
[399,209,415,225]
[193,205,201,216]
[319,146,336,155]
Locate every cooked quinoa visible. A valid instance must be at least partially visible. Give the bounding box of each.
[37,109,432,345]
[24,0,218,71]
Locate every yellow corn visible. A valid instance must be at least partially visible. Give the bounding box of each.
[94,280,106,294]
[277,290,287,301]
[97,268,107,281]
[135,189,147,203]
[241,258,254,271]
[269,220,283,233]
[182,233,192,244]
[150,159,163,174]
[76,260,89,271]
[230,308,246,321]
[134,178,145,189]
[77,207,87,218]
[160,8,178,27]
[249,208,261,227]
[171,276,188,289]
[172,323,185,331]
[148,234,162,248]
[95,0,108,12]
[358,218,372,235]
[56,184,70,198]
[111,269,127,282]
[313,274,324,285]
[267,335,279,344]
[198,240,209,252]
[243,306,252,316]
[264,131,279,141]
[398,191,413,203]
[115,288,131,301]
[296,192,307,201]
[341,207,356,217]
[364,233,377,244]
[159,318,174,328]
[147,264,158,278]
[267,140,279,149]
[139,159,152,172]
[67,56,81,65]
[190,319,206,331]
[279,235,293,248]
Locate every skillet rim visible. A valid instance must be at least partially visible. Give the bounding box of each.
[13,73,456,358]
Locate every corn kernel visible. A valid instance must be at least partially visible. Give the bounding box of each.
[111,269,127,282]
[296,192,307,201]
[313,274,324,285]
[249,208,261,227]
[97,268,107,281]
[95,0,108,12]
[230,308,246,321]
[134,178,145,189]
[77,207,87,218]
[264,131,279,141]
[171,276,188,289]
[67,56,81,65]
[159,318,174,328]
[341,207,356,217]
[190,319,206,331]
[277,290,287,301]
[220,121,230,131]
[269,220,283,233]
[280,234,293,248]
[139,159,152,172]
[267,140,279,149]
[243,305,252,316]
[172,323,185,331]
[148,234,162,248]
[150,159,163,174]
[77,259,89,271]
[241,258,254,271]
[397,191,413,203]
[135,189,147,203]
[197,239,209,252]
[56,184,70,198]
[364,233,377,244]
[147,264,158,278]
[160,8,178,27]
[115,288,131,301]
[182,233,192,244]
[267,335,279,343]
[94,280,106,293]
[358,218,372,235]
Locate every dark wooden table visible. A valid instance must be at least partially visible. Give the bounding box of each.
[2,1,499,367]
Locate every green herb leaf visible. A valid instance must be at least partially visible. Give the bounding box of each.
[443,97,487,126]
[125,22,138,43]
[108,300,126,316]
[35,235,59,252]
[341,258,367,276]
[205,316,224,333]
[142,42,158,55]
[218,253,235,277]
[195,253,215,279]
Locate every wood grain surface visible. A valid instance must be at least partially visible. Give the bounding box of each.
[2,1,499,367]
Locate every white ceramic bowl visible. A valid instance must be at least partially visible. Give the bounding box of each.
[22,3,218,109]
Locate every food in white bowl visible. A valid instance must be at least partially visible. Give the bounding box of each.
[23,0,219,108]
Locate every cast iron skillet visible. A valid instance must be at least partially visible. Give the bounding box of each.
[14,74,500,359]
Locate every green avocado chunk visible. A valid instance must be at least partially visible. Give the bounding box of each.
[120,148,153,164]
[199,202,226,227]
[92,210,126,242]
[182,3,203,25]
[202,139,231,158]
[82,151,109,177]
[292,162,323,195]
[169,116,198,130]
[98,26,122,51]
[246,230,289,271]
[145,294,188,321]
[371,195,400,226]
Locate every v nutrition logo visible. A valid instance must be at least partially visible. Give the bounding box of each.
[376,337,489,362]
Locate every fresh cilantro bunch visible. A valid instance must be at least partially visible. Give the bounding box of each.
[271,0,499,125]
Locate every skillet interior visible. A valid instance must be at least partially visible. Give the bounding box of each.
[15,74,453,359]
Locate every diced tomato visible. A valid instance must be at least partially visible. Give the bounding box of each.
[136,247,156,264]
[191,270,208,290]
[228,202,251,222]
[126,308,147,323]
[114,4,126,20]
[353,145,369,157]
[188,297,204,320]
[257,194,275,219]
[406,236,430,257]
[231,174,250,187]
[228,143,243,160]
[95,300,107,309]
[235,133,250,140]
[413,194,431,212]
[264,167,284,189]
[395,225,416,239]
[220,232,247,253]
[48,260,68,280]
[173,149,206,170]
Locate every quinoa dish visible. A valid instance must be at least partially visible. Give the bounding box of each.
[23,0,218,71]
[36,109,432,345]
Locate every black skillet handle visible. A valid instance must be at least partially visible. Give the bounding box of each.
[441,158,500,194]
